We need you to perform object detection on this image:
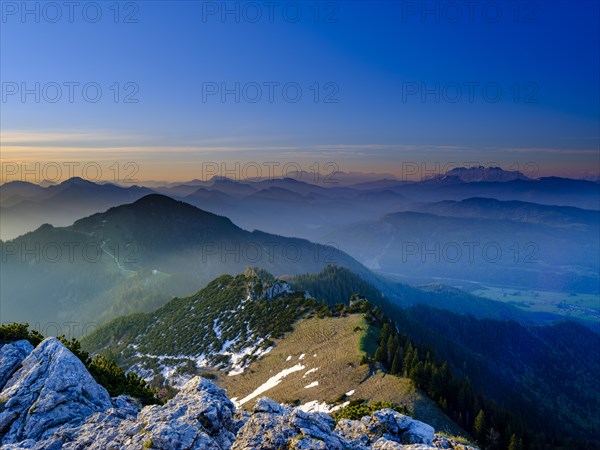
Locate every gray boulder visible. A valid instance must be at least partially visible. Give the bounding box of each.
[233,398,347,450]
[372,409,435,445]
[334,408,434,448]
[0,338,112,445]
[432,436,478,449]
[131,376,238,449]
[14,376,239,450]
[0,340,34,391]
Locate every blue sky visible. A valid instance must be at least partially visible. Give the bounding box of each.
[1,1,599,181]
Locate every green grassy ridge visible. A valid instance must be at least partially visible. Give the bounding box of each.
[83,266,470,438]
[82,272,325,384]
[358,321,380,357]
[218,311,467,438]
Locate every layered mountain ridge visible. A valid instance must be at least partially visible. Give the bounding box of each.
[0,195,373,329]
[3,169,598,243]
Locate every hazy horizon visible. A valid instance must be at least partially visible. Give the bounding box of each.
[1,163,599,186]
[2,1,599,184]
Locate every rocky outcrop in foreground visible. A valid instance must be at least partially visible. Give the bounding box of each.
[0,338,476,449]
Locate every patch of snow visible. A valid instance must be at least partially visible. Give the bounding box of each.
[227,367,245,377]
[220,334,242,353]
[236,363,305,406]
[346,390,355,396]
[134,352,196,362]
[298,400,324,413]
[303,368,319,378]
[333,401,350,412]
[225,345,256,376]
[304,381,319,389]
[298,400,349,414]
[226,339,273,376]
[126,365,154,382]
[299,354,305,360]
[286,355,292,362]
[195,354,208,368]
[212,319,222,340]
[161,365,175,379]
[256,345,274,358]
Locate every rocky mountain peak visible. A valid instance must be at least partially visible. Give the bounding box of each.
[0,340,33,391]
[0,337,113,445]
[243,268,294,301]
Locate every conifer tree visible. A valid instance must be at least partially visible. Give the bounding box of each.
[386,334,396,365]
[391,349,401,374]
[508,433,519,450]
[474,409,486,445]
[374,346,384,363]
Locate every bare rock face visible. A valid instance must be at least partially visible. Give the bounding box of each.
[39,397,140,450]
[233,398,438,450]
[0,338,477,450]
[233,397,347,450]
[127,376,239,450]
[2,375,239,449]
[0,338,113,445]
[0,340,34,391]
[335,408,435,447]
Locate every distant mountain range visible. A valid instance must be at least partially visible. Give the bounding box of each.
[0,177,153,240]
[2,167,598,241]
[146,174,600,239]
[401,197,600,226]
[0,194,373,329]
[2,192,583,335]
[3,190,584,330]
[140,170,403,188]
[425,166,532,182]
